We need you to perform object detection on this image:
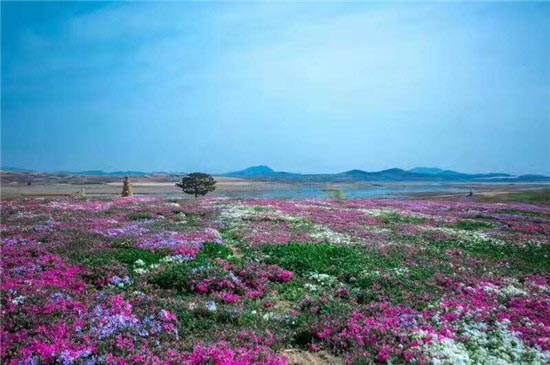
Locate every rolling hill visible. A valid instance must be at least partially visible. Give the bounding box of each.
[219,166,548,183]
[2,166,548,183]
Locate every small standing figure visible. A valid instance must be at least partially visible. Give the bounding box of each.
[468,190,473,197]
[121,176,133,197]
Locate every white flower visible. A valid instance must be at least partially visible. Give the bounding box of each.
[207,301,217,312]
[426,338,471,365]
[304,283,319,292]
[309,224,350,244]
[133,268,148,275]
[11,295,25,305]
[426,321,550,364]
[392,267,410,277]
[499,285,528,298]
[309,272,338,286]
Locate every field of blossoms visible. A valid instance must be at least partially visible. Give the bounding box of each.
[1,195,550,365]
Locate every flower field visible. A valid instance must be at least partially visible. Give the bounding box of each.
[1,196,549,364]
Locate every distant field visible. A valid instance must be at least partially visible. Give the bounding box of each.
[479,188,550,204]
[2,177,549,203]
[0,177,290,198]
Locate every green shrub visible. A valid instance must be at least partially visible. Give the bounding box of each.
[262,243,400,278]
[457,220,495,230]
[127,211,153,221]
[436,241,550,274]
[195,243,232,262]
[499,209,548,218]
[381,212,426,224]
[149,264,194,292]
[112,248,166,265]
[73,252,116,267]
[325,189,345,200]
[508,189,550,203]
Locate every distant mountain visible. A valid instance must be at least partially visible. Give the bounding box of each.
[519,174,549,179]
[72,170,108,175]
[339,168,421,181]
[219,166,548,183]
[409,167,511,180]
[224,165,276,177]
[2,165,549,183]
[341,169,370,178]
[410,167,458,175]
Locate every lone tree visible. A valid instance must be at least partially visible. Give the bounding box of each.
[176,172,216,198]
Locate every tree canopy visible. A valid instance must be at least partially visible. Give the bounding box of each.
[175,173,216,198]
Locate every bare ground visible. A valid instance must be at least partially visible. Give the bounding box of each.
[282,349,345,365]
[1,171,548,202]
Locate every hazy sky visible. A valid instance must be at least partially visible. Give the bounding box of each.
[1,2,549,174]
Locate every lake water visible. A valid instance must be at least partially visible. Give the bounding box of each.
[211,182,548,200]
[220,185,469,199]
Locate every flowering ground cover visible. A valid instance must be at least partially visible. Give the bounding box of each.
[1,196,549,364]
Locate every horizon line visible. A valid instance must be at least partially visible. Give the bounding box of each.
[1,165,548,177]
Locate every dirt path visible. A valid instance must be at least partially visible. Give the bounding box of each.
[282,349,345,365]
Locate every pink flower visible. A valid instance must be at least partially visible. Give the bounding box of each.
[378,345,391,362]
[159,310,177,322]
[221,293,241,304]
[275,270,293,283]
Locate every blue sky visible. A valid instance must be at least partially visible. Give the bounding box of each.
[1,2,549,174]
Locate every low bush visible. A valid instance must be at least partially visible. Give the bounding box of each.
[457,219,495,230]
[262,243,400,278]
[381,212,426,224]
[150,263,195,292]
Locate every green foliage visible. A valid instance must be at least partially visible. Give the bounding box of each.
[176,172,216,198]
[354,267,441,308]
[262,243,400,278]
[113,248,166,266]
[499,209,548,218]
[149,264,195,292]
[150,244,233,291]
[325,189,345,200]
[167,301,244,346]
[381,212,426,224]
[72,251,116,268]
[127,211,153,221]
[437,240,550,274]
[457,220,495,230]
[195,243,233,263]
[272,280,307,302]
[149,215,202,232]
[482,189,550,204]
[56,232,105,259]
[507,189,550,203]
[174,307,218,336]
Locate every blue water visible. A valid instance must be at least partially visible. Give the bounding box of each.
[218,185,472,199]
[167,182,548,200]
